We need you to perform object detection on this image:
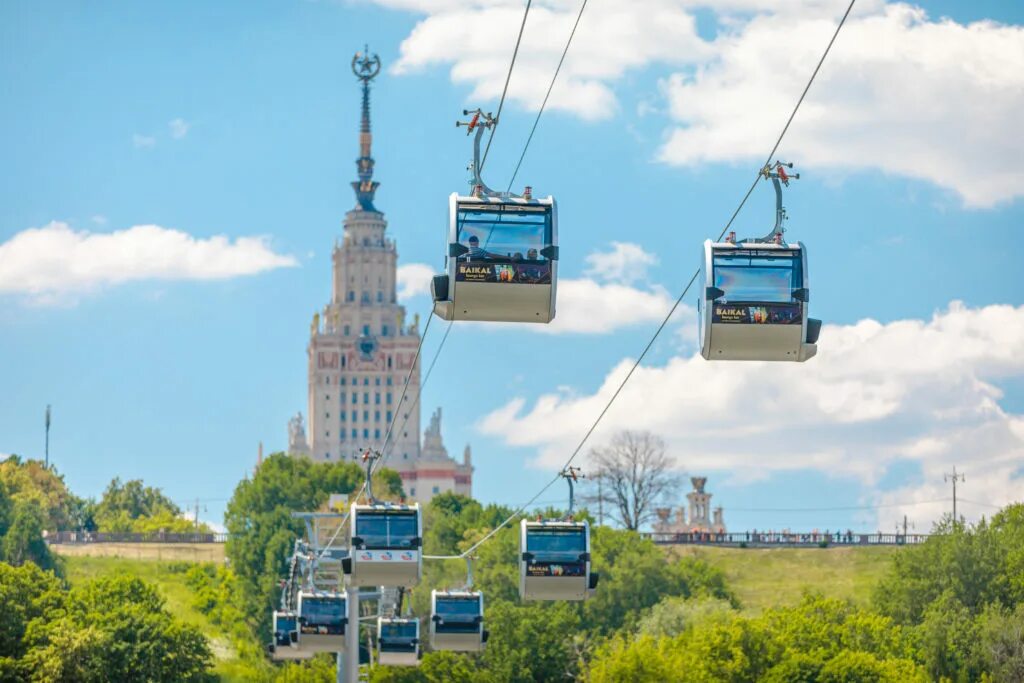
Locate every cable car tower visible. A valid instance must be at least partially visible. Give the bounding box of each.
[699,161,820,362]
[431,109,559,323]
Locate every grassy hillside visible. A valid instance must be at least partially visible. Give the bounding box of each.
[669,545,900,614]
[64,556,252,679]
[52,541,225,562]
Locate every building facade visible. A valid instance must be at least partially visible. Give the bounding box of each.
[287,49,471,503]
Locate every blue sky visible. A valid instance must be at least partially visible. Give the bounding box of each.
[1,0,1022,533]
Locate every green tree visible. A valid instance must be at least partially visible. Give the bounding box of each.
[975,603,1024,683]
[2,502,59,571]
[637,595,736,638]
[0,562,64,663]
[0,455,85,531]
[224,453,402,637]
[23,574,212,682]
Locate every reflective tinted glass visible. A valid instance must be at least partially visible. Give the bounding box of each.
[276,615,297,631]
[301,597,344,625]
[388,513,419,546]
[457,204,550,264]
[436,597,481,618]
[381,621,418,639]
[355,513,389,548]
[713,252,801,303]
[526,527,587,554]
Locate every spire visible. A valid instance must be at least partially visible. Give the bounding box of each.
[351,45,382,212]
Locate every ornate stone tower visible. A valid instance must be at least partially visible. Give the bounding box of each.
[293,47,472,503]
[686,477,712,531]
[305,47,421,467]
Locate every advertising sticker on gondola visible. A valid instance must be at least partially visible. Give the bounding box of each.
[457,262,551,284]
[525,562,586,577]
[713,303,801,324]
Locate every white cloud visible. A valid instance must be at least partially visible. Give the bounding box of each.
[584,241,658,285]
[371,0,1024,206]
[397,262,437,300]
[0,221,298,302]
[659,3,1024,207]
[387,0,709,120]
[90,215,108,226]
[168,118,191,139]
[478,302,1024,528]
[132,134,156,149]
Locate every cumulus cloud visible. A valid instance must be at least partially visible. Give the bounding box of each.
[397,262,437,300]
[584,241,658,285]
[387,0,708,120]
[168,118,191,139]
[659,3,1024,207]
[0,221,297,303]
[132,133,156,149]
[478,302,1024,528]
[371,0,1024,206]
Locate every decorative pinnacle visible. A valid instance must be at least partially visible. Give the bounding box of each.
[351,44,381,84]
[350,45,382,212]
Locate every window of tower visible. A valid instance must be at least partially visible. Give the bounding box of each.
[363,378,369,385]
[341,412,346,421]
[377,291,383,302]
[410,487,415,496]
[387,393,392,405]
[362,325,370,336]
[375,378,380,386]
[363,392,369,403]
[374,411,380,421]
[326,431,330,437]
[344,325,350,336]
[387,377,392,386]
[381,325,389,337]
[340,393,345,404]
[347,291,355,302]
[375,429,381,439]
[341,356,346,368]
[363,429,369,439]
[361,292,370,304]
[387,356,392,368]
[375,393,380,405]
[363,410,369,421]
[433,486,440,495]
[325,453,330,459]
[363,237,369,246]
[351,411,356,421]
[351,429,357,439]
[351,392,357,403]
[341,377,346,386]
[387,411,392,423]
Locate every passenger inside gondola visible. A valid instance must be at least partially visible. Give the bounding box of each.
[457,206,549,264]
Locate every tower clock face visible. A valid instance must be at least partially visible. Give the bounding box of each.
[358,334,378,360]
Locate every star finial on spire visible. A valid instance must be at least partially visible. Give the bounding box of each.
[350,45,382,211]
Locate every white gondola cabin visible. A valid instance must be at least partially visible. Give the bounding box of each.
[430,590,486,652]
[699,239,819,362]
[269,610,312,661]
[432,193,558,323]
[296,591,347,652]
[519,519,598,601]
[347,504,422,588]
[377,617,421,666]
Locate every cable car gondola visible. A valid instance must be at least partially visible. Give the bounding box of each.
[269,610,312,661]
[347,503,422,588]
[430,590,487,652]
[296,590,347,653]
[698,162,820,362]
[519,468,598,601]
[431,109,558,323]
[377,617,421,666]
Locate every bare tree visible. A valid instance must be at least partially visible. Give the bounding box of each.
[585,431,682,531]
